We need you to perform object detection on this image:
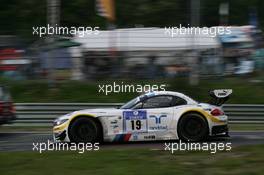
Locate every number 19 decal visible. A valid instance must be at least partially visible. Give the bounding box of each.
[131,120,141,130]
[123,110,147,132]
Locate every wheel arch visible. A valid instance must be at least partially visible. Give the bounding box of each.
[177,110,210,136]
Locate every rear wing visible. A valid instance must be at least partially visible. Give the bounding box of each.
[209,89,232,106]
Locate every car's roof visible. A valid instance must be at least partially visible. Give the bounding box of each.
[142,91,197,104]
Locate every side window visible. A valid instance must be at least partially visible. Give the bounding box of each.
[172,96,187,106]
[133,102,143,109]
[142,96,173,109]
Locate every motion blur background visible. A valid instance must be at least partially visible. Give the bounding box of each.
[0,0,264,105]
[0,0,263,104]
[0,1,264,175]
[0,0,263,82]
[0,0,264,108]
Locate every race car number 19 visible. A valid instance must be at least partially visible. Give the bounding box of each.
[123,110,147,132]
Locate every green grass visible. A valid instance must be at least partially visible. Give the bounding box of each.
[0,144,264,175]
[1,75,264,103]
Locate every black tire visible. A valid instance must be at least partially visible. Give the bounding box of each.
[178,113,208,142]
[68,117,102,143]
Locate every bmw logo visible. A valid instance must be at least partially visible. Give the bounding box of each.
[133,111,138,115]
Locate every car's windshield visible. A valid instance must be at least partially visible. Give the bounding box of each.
[120,97,139,109]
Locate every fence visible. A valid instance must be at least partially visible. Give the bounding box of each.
[9,103,264,126]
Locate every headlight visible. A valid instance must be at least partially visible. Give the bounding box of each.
[53,118,69,126]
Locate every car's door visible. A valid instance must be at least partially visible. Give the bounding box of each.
[140,95,175,133]
[122,95,187,135]
[122,95,175,134]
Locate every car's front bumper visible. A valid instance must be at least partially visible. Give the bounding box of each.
[53,120,71,142]
[54,130,67,140]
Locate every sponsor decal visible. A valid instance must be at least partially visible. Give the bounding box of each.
[144,135,156,140]
[132,134,138,141]
[150,114,167,124]
[109,119,120,134]
[149,125,168,130]
[123,110,148,132]
[111,125,119,129]
[110,120,118,124]
[149,114,168,130]
[124,110,147,120]
[113,134,132,142]
[213,89,232,98]
[133,111,139,116]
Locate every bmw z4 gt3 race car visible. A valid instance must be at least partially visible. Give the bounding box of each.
[53,90,232,143]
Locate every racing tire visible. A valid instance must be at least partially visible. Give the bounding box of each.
[68,117,102,143]
[178,113,208,142]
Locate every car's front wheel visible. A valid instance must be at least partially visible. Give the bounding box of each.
[178,113,208,142]
[68,117,102,143]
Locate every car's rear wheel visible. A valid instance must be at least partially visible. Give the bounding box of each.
[68,117,102,143]
[178,113,208,142]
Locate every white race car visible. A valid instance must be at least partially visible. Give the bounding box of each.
[53,90,232,143]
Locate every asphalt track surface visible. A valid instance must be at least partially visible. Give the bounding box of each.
[0,131,264,152]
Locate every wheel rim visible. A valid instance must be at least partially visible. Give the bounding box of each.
[182,117,205,140]
[75,123,97,141]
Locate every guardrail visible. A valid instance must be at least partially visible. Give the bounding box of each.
[8,103,264,126]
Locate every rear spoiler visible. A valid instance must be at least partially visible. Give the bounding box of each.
[209,89,232,106]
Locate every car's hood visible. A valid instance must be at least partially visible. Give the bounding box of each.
[60,108,122,119]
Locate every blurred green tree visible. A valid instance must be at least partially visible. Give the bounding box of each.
[0,0,263,42]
